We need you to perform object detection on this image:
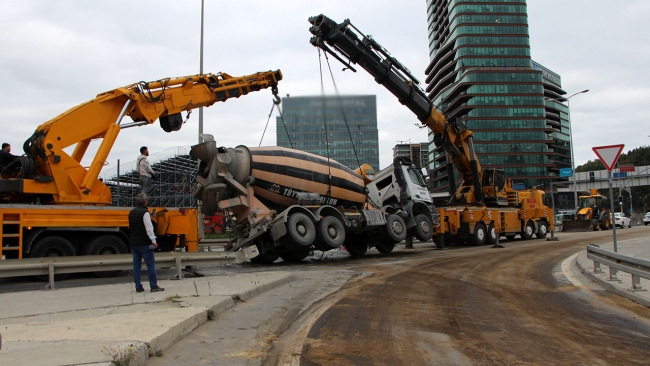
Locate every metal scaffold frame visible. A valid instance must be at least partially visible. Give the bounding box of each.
[100,146,198,208]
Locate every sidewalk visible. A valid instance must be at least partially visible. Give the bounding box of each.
[574,236,650,307]
[0,271,294,366]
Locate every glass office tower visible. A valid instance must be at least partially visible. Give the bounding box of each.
[425,0,570,194]
[276,95,380,170]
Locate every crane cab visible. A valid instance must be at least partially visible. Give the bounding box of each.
[482,168,508,207]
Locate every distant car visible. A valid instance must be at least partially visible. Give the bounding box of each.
[644,212,650,226]
[614,212,631,228]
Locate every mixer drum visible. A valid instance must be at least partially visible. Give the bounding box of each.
[247,146,367,210]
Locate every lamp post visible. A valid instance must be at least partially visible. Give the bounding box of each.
[546,90,589,213]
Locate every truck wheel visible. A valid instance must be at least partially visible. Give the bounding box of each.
[598,214,611,230]
[384,214,407,243]
[535,222,548,239]
[283,213,316,250]
[521,221,535,240]
[344,234,368,256]
[375,240,395,253]
[280,249,310,262]
[413,214,433,242]
[81,235,128,278]
[470,222,487,246]
[250,250,280,264]
[486,222,497,244]
[315,216,345,251]
[31,236,75,281]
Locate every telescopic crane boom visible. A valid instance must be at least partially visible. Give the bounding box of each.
[308,14,489,205]
[3,70,282,205]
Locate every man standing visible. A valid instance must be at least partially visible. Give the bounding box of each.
[137,146,156,195]
[0,143,19,171]
[129,193,164,293]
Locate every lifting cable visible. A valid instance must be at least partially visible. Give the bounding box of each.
[318,48,333,197]
[323,52,362,170]
[258,102,276,147]
[276,98,294,149]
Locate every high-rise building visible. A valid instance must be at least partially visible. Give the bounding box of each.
[425,0,571,194]
[393,142,429,170]
[276,95,380,170]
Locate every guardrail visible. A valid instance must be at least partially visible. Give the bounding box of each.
[0,246,258,290]
[586,244,649,291]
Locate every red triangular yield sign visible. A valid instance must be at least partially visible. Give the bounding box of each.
[592,144,625,171]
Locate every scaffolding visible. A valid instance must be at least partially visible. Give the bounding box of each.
[100,146,198,208]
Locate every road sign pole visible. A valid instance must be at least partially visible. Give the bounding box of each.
[608,170,618,252]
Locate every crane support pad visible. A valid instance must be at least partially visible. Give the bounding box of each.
[0,179,23,193]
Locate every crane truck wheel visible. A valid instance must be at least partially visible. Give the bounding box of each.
[31,236,75,281]
[413,214,433,242]
[486,222,497,244]
[282,213,316,250]
[470,222,487,246]
[384,214,407,244]
[521,221,535,240]
[279,249,310,262]
[249,240,280,264]
[535,222,548,239]
[315,216,346,250]
[81,235,128,278]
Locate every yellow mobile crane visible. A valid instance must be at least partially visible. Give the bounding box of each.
[308,14,554,246]
[0,70,282,270]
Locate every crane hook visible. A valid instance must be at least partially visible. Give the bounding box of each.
[272,86,281,105]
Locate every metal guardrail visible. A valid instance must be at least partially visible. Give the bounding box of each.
[0,247,258,290]
[586,244,650,291]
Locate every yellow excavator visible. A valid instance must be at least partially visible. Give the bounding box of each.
[562,189,612,232]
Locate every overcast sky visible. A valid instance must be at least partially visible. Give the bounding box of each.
[0,0,648,175]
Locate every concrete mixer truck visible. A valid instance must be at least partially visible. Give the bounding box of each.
[190,136,437,263]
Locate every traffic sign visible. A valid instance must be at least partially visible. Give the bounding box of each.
[619,164,635,173]
[592,144,625,172]
[559,167,573,177]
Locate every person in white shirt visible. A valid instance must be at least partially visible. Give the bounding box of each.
[137,146,156,195]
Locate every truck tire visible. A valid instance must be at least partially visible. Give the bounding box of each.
[521,221,535,240]
[470,222,487,246]
[283,213,316,250]
[315,216,345,251]
[384,214,407,243]
[344,234,368,256]
[280,249,310,262]
[535,222,548,239]
[250,241,280,264]
[81,235,128,278]
[599,214,611,230]
[375,240,395,253]
[413,214,433,242]
[31,236,75,281]
[486,222,497,244]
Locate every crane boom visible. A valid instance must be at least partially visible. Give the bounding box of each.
[2,70,282,205]
[308,14,486,204]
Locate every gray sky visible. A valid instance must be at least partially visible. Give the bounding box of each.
[0,0,648,175]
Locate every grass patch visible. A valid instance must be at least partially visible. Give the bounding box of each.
[165,294,182,301]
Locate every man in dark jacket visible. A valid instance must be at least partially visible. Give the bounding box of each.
[129,193,164,293]
[0,143,19,171]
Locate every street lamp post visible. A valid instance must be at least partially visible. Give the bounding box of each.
[548,90,589,213]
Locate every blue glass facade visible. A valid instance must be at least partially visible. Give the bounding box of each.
[276,95,380,170]
[425,0,570,193]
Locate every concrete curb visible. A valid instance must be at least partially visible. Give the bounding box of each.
[131,274,295,365]
[575,251,650,308]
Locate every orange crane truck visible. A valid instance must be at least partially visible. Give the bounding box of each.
[0,70,282,272]
[308,14,554,246]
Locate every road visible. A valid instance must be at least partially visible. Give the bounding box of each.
[146,227,650,365]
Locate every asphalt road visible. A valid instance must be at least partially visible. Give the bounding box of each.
[143,227,650,365]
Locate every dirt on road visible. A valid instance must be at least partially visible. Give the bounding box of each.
[296,230,650,365]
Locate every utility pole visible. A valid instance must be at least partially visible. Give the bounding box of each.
[198,0,205,144]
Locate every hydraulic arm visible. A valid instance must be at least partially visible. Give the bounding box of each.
[3,70,282,205]
[308,14,484,204]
